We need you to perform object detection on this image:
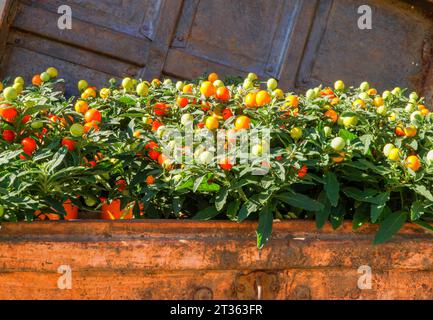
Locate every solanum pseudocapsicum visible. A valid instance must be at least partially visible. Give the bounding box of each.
[1,70,433,248]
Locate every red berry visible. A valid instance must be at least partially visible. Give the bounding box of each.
[219,157,233,171]
[116,179,127,192]
[21,115,31,124]
[1,108,18,122]
[154,103,169,116]
[222,108,233,120]
[145,141,158,150]
[61,138,76,151]
[298,165,308,178]
[148,150,161,161]
[2,130,16,142]
[152,120,163,132]
[21,137,37,155]
[176,96,189,108]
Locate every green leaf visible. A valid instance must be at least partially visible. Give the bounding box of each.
[133,201,141,217]
[277,192,324,212]
[330,203,345,230]
[238,197,261,222]
[230,177,259,189]
[227,199,240,220]
[315,191,331,229]
[273,161,286,181]
[256,205,274,249]
[215,188,228,211]
[193,175,206,192]
[410,201,425,221]
[408,139,418,151]
[192,206,219,220]
[198,182,220,192]
[0,150,22,164]
[413,185,433,201]
[260,176,275,189]
[44,197,66,216]
[414,220,433,233]
[353,159,389,175]
[343,187,378,203]
[338,129,357,141]
[370,192,390,223]
[178,175,220,193]
[118,95,137,105]
[323,172,339,207]
[359,134,373,155]
[172,197,182,216]
[373,211,407,245]
[353,203,370,230]
[47,148,68,173]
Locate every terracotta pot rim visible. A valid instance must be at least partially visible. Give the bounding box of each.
[0,219,431,238]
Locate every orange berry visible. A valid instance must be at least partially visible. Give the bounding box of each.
[205,116,219,130]
[255,90,271,106]
[234,115,251,130]
[208,73,219,83]
[216,86,230,101]
[84,121,99,133]
[285,95,299,108]
[183,84,193,94]
[321,88,335,99]
[32,75,42,86]
[374,97,384,107]
[330,97,339,105]
[200,81,216,97]
[404,126,417,138]
[367,88,377,95]
[405,155,421,172]
[84,109,102,123]
[133,130,142,138]
[74,100,89,114]
[324,109,338,123]
[244,92,257,108]
[395,127,405,137]
[146,175,155,185]
[421,108,430,116]
[61,138,76,151]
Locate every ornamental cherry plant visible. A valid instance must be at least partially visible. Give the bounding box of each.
[1,69,433,248]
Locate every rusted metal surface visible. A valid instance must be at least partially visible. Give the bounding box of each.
[0,220,432,300]
[0,0,433,100]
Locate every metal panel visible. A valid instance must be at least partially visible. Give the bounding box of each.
[297,0,433,93]
[26,0,164,40]
[0,0,182,95]
[165,0,315,80]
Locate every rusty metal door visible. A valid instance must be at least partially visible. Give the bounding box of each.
[1,0,433,100]
[0,0,183,94]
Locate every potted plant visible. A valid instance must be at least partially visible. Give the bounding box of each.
[0,69,432,299]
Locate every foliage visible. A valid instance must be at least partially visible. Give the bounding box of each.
[1,70,433,247]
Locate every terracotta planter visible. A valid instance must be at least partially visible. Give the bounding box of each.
[0,220,432,300]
